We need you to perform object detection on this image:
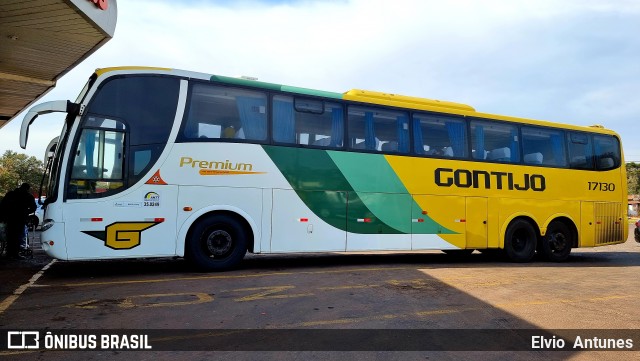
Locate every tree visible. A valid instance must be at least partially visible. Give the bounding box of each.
[628,162,640,195]
[0,150,45,197]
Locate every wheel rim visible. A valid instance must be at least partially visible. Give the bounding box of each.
[547,232,567,253]
[512,229,530,252]
[204,229,233,258]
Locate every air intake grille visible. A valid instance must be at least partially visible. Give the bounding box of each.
[594,202,624,245]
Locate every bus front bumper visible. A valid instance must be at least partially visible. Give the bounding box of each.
[41,221,68,260]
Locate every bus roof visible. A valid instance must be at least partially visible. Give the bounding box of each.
[93,66,619,137]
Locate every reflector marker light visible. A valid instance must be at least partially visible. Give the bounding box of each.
[298,218,309,222]
[412,219,425,223]
[357,218,372,223]
[81,217,103,222]
[145,218,165,223]
[421,211,428,215]
[455,219,466,223]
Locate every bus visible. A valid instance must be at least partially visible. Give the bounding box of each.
[19,66,628,270]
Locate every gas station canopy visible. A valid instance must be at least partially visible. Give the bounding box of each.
[0,0,117,128]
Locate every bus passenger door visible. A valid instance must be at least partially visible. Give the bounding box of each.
[465,197,488,249]
[271,189,347,252]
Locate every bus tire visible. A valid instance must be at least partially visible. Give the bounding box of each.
[186,214,247,271]
[504,219,537,263]
[539,221,572,262]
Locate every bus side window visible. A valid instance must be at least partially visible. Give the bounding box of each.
[521,126,566,167]
[593,135,621,171]
[272,95,343,148]
[413,113,467,158]
[471,120,520,163]
[182,83,267,142]
[567,132,594,169]
[348,106,409,153]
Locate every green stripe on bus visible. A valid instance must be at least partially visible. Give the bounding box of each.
[263,146,457,235]
[210,75,283,91]
[262,146,403,234]
[210,76,342,99]
[328,151,411,233]
[327,151,455,234]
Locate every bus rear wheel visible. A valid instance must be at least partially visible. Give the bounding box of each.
[539,221,572,262]
[504,219,537,263]
[186,214,247,271]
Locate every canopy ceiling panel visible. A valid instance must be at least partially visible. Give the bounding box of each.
[0,0,117,127]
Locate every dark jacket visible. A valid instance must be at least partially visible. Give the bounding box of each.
[0,188,36,223]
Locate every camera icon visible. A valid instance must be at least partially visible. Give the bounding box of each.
[7,331,39,349]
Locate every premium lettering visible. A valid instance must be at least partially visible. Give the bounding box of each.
[180,156,253,172]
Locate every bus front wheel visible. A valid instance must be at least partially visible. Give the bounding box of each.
[538,221,572,262]
[504,219,537,262]
[186,214,247,271]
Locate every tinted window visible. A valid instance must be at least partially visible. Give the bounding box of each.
[182,84,267,141]
[521,127,567,167]
[88,76,180,145]
[594,135,621,170]
[348,106,409,153]
[470,120,519,163]
[272,95,344,148]
[68,117,126,199]
[128,144,165,185]
[413,113,467,158]
[69,76,180,199]
[567,132,594,169]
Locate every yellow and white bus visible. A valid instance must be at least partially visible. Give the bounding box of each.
[20,67,627,270]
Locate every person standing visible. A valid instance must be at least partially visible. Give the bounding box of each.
[0,183,36,260]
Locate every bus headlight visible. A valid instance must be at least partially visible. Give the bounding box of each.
[41,219,54,232]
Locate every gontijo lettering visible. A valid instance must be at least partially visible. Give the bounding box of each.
[435,167,546,191]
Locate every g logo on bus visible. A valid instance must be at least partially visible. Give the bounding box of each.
[82,222,161,250]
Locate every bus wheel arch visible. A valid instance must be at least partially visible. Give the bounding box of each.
[503,217,539,263]
[184,210,254,271]
[538,217,576,262]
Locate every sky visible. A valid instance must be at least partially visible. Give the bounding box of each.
[1,0,639,162]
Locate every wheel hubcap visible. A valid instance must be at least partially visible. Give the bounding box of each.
[205,230,232,257]
[548,232,567,252]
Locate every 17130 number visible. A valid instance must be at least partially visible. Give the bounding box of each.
[588,182,615,191]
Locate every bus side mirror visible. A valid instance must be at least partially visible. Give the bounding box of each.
[20,101,78,149]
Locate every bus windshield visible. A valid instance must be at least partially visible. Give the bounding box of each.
[66,75,180,199]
